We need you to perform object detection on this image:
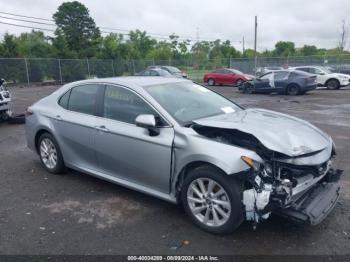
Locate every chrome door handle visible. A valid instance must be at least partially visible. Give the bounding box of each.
[95,125,109,132]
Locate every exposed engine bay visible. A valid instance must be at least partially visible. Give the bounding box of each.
[192,124,342,226]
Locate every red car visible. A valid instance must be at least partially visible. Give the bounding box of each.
[203,68,254,86]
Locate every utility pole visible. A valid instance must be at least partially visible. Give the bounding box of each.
[242,36,245,55]
[196,27,199,43]
[254,16,258,75]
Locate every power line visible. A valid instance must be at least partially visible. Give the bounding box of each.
[0,15,56,27]
[0,11,53,21]
[0,21,55,32]
[0,11,243,43]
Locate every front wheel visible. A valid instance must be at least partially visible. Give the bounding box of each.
[235,79,243,86]
[181,166,244,234]
[326,79,340,90]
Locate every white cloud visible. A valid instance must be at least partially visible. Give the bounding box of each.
[0,0,349,50]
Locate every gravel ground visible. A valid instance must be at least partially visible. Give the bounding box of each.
[0,84,349,255]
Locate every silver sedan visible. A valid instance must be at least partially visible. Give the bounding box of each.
[25,77,341,234]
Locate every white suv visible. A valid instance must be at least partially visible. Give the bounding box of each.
[292,66,350,89]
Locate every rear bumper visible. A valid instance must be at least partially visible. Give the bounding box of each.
[275,169,342,225]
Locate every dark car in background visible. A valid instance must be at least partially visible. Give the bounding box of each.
[239,70,317,95]
[203,68,254,87]
[147,66,187,78]
[136,68,173,77]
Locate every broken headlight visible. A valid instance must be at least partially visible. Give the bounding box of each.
[241,156,262,172]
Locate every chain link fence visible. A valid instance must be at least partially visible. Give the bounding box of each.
[1,55,350,86]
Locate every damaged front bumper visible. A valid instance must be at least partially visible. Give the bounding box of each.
[242,160,342,226]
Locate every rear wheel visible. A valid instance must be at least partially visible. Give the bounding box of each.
[181,166,244,234]
[207,79,215,86]
[287,84,300,95]
[38,133,65,174]
[326,79,340,90]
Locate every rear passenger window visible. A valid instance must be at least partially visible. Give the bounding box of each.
[274,72,289,80]
[58,90,70,109]
[297,68,309,73]
[103,85,161,125]
[68,84,99,115]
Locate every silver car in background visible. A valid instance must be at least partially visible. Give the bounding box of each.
[25,77,341,234]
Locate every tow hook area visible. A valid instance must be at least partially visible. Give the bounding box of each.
[242,168,343,227]
[242,173,274,226]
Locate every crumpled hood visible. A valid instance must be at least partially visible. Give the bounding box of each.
[193,108,331,157]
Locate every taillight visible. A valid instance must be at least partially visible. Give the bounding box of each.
[25,107,33,117]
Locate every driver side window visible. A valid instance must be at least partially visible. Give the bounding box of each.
[103,85,165,126]
[260,73,272,80]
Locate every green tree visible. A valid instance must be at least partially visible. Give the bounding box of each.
[127,30,156,59]
[53,1,100,58]
[274,41,295,56]
[1,33,20,57]
[243,49,259,58]
[298,45,318,56]
[51,30,77,58]
[17,31,52,58]
[146,41,172,60]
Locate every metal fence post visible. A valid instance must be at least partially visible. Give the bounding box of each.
[24,58,30,87]
[111,60,115,76]
[132,60,135,75]
[58,59,63,84]
[86,58,90,78]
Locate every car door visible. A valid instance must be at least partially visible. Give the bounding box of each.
[55,83,101,171]
[94,84,175,194]
[310,67,327,85]
[273,71,290,91]
[224,69,236,85]
[254,72,273,92]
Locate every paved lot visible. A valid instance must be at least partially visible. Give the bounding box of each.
[0,84,350,255]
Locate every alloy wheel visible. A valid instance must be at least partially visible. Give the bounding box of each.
[40,138,58,169]
[187,178,231,227]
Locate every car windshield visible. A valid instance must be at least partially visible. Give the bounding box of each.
[317,66,332,74]
[144,82,242,125]
[228,68,243,74]
[158,70,172,76]
[165,66,181,73]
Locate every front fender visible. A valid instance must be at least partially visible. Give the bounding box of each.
[171,129,262,196]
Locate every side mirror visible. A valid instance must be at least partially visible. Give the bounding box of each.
[135,114,159,136]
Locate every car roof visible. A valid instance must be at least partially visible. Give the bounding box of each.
[64,76,188,90]
[293,65,322,68]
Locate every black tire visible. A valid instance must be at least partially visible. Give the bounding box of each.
[207,79,215,86]
[8,114,25,124]
[325,79,340,90]
[235,79,244,86]
[38,133,66,174]
[242,83,254,94]
[286,84,300,95]
[0,111,9,122]
[181,165,244,234]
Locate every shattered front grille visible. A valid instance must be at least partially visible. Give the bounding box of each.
[278,159,331,180]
